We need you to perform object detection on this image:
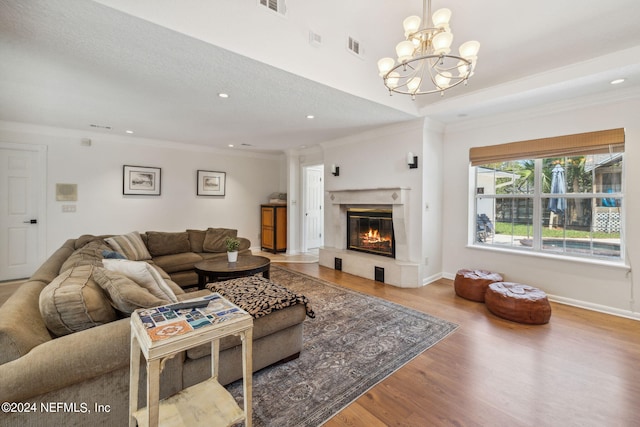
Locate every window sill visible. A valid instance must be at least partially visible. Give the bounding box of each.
[466,243,630,271]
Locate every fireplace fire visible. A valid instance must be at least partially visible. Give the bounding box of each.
[347,209,395,258]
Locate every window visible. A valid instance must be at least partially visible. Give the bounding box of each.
[470,129,624,261]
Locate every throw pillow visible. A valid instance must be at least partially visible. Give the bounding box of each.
[202,228,237,253]
[187,229,206,252]
[105,231,152,261]
[39,265,117,336]
[102,259,178,303]
[93,268,169,314]
[102,250,126,259]
[146,231,191,257]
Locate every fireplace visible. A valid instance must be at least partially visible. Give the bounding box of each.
[347,208,395,258]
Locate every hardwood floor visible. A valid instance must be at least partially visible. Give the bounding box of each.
[2,265,638,426]
[278,263,640,427]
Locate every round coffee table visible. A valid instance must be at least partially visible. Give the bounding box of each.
[194,255,271,289]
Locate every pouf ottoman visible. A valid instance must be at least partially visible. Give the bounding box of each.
[485,282,551,324]
[454,269,504,302]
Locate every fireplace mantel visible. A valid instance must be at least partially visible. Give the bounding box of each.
[328,187,409,206]
[320,187,420,287]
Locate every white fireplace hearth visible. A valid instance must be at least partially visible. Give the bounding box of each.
[319,187,420,287]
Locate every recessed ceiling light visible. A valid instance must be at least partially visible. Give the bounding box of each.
[218,93,229,98]
[610,78,626,85]
[228,144,234,148]
[125,130,134,134]
[306,115,315,119]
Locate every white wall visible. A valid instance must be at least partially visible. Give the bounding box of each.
[0,122,284,257]
[442,96,639,317]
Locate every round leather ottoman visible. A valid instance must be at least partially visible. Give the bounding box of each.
[485,282,551,324]
[454,269,503,302]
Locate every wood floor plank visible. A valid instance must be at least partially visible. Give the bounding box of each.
[280,263,640,427]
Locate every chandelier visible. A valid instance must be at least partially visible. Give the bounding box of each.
[377,0,480,99]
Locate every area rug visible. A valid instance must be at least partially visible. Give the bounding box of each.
[226,266,458,427]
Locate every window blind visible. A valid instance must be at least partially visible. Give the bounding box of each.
[469,128,625,166]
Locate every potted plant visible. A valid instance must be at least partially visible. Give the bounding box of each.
[225,236,240,262]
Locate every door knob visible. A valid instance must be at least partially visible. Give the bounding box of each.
[23,219,38,224]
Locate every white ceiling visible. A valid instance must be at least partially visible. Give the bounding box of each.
[1,0,640,153]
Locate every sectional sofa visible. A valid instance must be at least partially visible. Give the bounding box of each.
[0,228,308,426]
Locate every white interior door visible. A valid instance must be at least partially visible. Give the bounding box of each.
[304,165,324,250]
[0,145,45,281]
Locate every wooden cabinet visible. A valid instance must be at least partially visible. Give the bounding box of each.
[261,204,287,253]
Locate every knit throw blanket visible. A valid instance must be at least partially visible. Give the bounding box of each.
[206,275,315,319]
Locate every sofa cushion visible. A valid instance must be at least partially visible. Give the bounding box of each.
[152,252,204,274]
[187,229,206,252]
[102,259,178,303]
[39,265,117,336]
[105,231,151,261]
[93,268,170,314]
[59,240,110,273]
[146,231,191,257]
[202,228,237,253]
[186,304,306,360]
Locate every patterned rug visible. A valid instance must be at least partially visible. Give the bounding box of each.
[226,266,458,427]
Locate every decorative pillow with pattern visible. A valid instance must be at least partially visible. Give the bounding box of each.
[102,259,178,303]
[105,231,151,261]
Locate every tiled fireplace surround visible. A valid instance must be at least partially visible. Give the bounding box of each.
[319,188,420,287]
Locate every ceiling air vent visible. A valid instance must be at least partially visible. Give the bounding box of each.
[259,0,286,15]
[348,36,363,58]
[309,31,322,47]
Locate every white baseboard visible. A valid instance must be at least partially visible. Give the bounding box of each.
[547,294,640,321]
[423,272,444,286]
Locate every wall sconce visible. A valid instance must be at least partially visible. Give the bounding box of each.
[331,164,340,176]
[407,152,418,169]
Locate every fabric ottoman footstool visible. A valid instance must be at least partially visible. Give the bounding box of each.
[454,269,504,302]
[485,282,551,324]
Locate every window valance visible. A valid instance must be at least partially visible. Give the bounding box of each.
[469,128,625,166]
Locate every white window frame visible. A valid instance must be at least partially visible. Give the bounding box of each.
[471,155,625,263]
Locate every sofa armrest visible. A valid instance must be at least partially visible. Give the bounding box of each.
[238,237,251,251]
[0,318,131,402]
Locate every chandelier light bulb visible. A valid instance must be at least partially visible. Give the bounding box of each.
[457,59,470,77]
[432,31,453,54]
[459,40,481,59]
[387,72,400,89]
[407,77,421,93]
[403,15,421,36]
[396,40,415,63]
[377,57,395,76]
[435,71,452,88]
[432,8,452,29]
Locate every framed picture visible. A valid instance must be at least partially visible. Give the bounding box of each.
[123,165,161,196]
[197,170,226,196]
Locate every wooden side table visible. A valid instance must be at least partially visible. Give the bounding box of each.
[129,294,253,427]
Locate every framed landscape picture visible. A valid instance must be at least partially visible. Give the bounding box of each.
[123,165,161,196]
[197,170,226,196]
